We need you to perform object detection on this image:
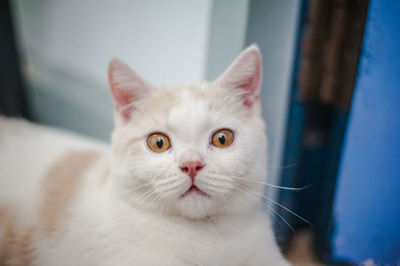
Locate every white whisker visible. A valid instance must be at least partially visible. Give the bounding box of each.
[128,182,152,192]
[210,171,313,191]
[232,176,313,191]
[233,184,295,232]
[266,162,298,170]
[155,179,180,192]
[234,182,312,226]
[157,179,186,195]
[197,182,232,192]
[134,186,157,206]
[155,174,179,186]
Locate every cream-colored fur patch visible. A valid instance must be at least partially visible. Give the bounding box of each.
[0,207,34,266]
[40,150,99,234]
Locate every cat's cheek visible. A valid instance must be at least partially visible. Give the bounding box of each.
[133,153,176,183]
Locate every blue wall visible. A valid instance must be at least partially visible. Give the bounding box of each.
[332,0,400,264]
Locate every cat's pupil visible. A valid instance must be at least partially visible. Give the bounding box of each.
[156,138,164,148]
[218,134,226,145]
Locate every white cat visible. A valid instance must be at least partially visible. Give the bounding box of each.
[0,45,290,265]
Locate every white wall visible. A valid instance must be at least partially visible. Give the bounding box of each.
[14,0,213,85]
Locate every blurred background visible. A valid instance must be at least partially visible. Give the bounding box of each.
[1,0,399,265]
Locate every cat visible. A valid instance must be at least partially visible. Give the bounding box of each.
[0,45,290,265]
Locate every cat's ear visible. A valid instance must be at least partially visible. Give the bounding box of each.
[108,58,152,122]
[216,44,262,108]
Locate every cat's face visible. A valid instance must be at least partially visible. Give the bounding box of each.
[109,46,268,219]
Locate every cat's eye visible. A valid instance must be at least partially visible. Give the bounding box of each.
[211,129,234,148]
[147,133,170,152]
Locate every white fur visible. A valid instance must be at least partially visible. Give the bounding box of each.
[0,45,290,265]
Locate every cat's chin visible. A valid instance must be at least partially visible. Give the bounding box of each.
[172,193,222,220]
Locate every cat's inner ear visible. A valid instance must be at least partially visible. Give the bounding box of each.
[108,58,151,122]
[216,45,262,108]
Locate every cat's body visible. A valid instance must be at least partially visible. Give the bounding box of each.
[0,46,290,265]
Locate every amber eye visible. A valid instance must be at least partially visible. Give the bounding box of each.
[147,133,170,152]
[211,129,234,148]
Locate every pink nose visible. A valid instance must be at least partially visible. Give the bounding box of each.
[180,161,204,182]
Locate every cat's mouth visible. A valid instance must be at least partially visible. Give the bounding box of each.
[181,185,209,198]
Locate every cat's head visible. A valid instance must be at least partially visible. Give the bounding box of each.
[109,45,268,219]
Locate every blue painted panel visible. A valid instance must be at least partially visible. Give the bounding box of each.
[332,0,400,264]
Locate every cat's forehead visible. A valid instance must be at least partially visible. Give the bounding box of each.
[140,84,231,136]
[133,83,243,138]
[166,88,212,136]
